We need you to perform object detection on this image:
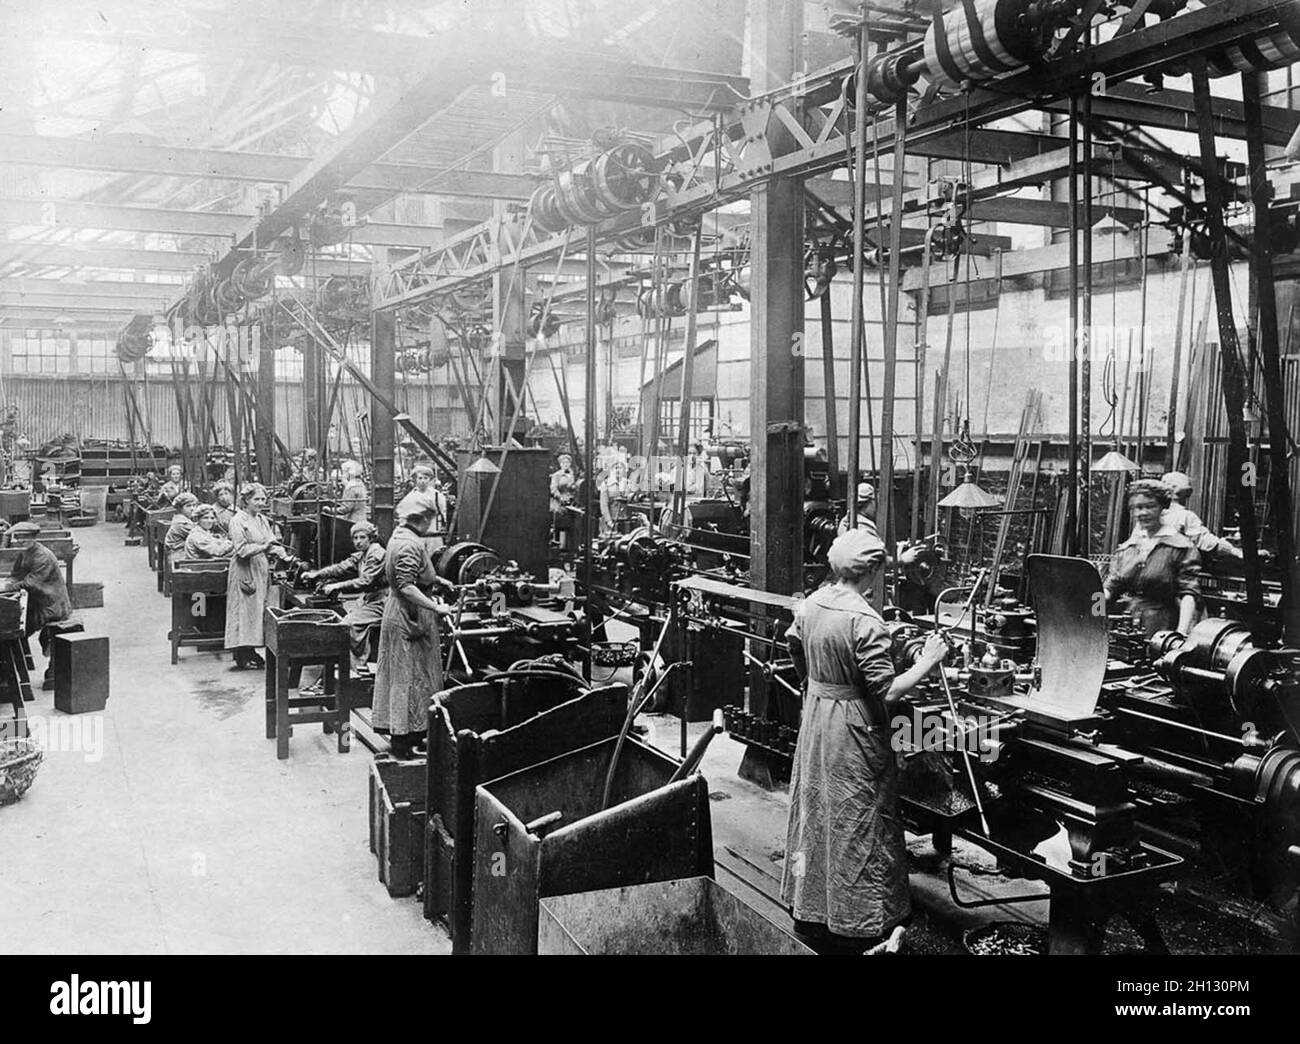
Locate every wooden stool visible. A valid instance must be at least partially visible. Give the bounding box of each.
[262,608,352,760]
[0,627,34,740]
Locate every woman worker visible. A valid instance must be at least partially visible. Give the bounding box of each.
[1,521,73,686]
[400,464,449,537]
[225,482,290,670]
[301,521,387,676]
[781,528,949,955]
[211,482,236,534]
[372,500,456,759]
[1104,477,1200,637]
[164,492,199,565]
[156,464,186,507]
[184,504,234,559]
[338,460,369,524]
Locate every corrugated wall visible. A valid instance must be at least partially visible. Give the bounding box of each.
[0,373,437,455]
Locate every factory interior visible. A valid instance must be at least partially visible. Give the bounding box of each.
[3,0,1300,964]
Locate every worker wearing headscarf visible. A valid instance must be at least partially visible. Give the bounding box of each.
[301,521,388,674]
[156,464,186,508]
[1150,471,1243,563]
[836,481,880,537]
[164,492,200,565]
[395,464,449,548]
[338,460,369,524]
[372,500,456,758]
[224,482,289,670]
[211,482,236,534]
[781,529,948,955]
[1,521,72,659]
[1106,478,1200,637]
[184,504,234,560]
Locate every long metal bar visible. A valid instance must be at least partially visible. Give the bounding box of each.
[846,25,870,533]
[583,225,597,680]
[1242,72,1299,643]
[878,94,909,585]
[1165,235,1194,472]
[1080,90,1094,557]
[1190,58,1263,611]
[1067,97,1080,556]
[819,288,840,488]
[672,222,706,525]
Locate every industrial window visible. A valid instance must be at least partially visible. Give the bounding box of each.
[78,336,115,374]
[657,396,715,447]
[12,330,72,374]
[276,347,304,380]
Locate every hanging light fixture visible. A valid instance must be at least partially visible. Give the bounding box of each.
[466,454,500,475]
[938,469,1002,509]
[938,418,1002,510]
[1093,448,1139,473]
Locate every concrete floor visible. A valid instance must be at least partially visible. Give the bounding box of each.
[3,523,1284,955]
[1,521,447,955]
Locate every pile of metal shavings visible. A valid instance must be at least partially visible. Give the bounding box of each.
[966,922,1047,956]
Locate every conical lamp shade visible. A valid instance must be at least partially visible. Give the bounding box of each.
[938,474,1002,509]
[466,455,500,475]
[1093,449,1139,473]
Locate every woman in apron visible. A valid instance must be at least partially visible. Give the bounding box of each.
[780,528,948,954]
[224,482,287,670]
[372,500,455,759]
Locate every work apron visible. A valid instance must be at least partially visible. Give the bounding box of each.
[780,679,911,939]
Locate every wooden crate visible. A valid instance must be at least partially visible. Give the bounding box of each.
[53,633,109,715]
[69,582,103,610]
[422,680,627,952]
[369,756,426,898]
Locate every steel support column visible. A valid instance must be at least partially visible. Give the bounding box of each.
[748,0,804,719]
[255,327,276,483]
[303,339,321,466]
[371,308,397,540]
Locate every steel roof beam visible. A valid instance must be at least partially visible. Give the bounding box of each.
[0,133,535,200]
[0,198,442,247]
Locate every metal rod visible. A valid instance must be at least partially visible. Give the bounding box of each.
[877,94,909,598]
[846,22,870,535]
[1080,89,1094,556]
[819,287,840,488]
[1243,71,1299,644]
[1067,95,1080,556]
[671,221,705,526]
[584,224,597,679]
[1190,57,1264,611]
[935,662,990,836]
[1165,235,1193,473]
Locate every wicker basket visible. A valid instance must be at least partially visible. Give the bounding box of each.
[0,737,43,806]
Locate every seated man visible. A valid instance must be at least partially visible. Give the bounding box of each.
[1,521,73,681]
[301,522,387,675]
